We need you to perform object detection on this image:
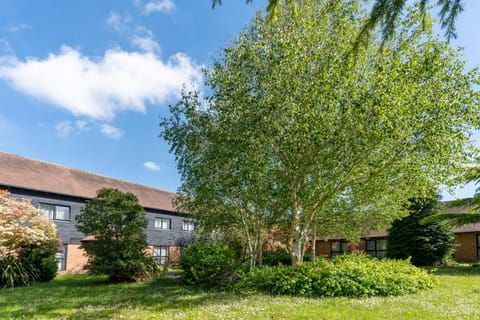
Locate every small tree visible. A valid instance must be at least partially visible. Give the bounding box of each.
[0,190,59,288]
[387,196,455,266]
[76,188,154,283]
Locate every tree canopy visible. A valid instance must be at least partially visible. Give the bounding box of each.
[164,0,479,265]
[76,188,153,282]
[212,0,464,41]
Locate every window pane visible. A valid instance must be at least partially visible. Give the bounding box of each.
[331,242,340,252]
[340,242,348,252]
[55,206,70,220]
[40,203,54,220]
[366,240,376,251]
[377,240,387,251]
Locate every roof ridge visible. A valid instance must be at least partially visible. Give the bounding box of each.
[0,151,176,196]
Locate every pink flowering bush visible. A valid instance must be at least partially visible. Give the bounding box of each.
[0,190,60,288]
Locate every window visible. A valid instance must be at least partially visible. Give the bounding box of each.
[155,217,170,230]
[56,244,67,271]
[152,246,169,265]
[39,203,71,221]
[477,235,480,258]
[331,241,348,257]
[182,220,194,231]
[365,239,387,258]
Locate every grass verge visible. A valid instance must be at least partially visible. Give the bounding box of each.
[0,267,479,319]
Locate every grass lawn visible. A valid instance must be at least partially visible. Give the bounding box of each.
[1,267,479,320]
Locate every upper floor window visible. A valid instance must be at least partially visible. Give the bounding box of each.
[40,203,71,221]
[365,239,387,258]
[155,217,170,230]
[182,220,194,231]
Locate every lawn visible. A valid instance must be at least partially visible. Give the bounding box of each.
[0,267,479,320]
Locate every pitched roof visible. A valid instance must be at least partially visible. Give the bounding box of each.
[0,152,176,212]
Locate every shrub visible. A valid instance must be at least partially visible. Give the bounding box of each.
[180,242,241,286]
[0,190,60,288]
[387,196,455,266]
[263,250,291,266]
[242,254,438,297]
[76,188,154,283]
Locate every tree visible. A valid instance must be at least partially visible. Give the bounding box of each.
[76,188,153,282]
[212,0,464,41]
[387,196,455,266]
[162,0,479,265]
[0,190,60,287]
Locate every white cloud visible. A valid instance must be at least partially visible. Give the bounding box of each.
[144,0,175,15]
[8,23,31,33]
[55,120,74,137]
[132,35,159,53]
[144,161,161,171]
[107,12,131,31]
[100,123,123,139]
[0,46,203,120]
[55,119,91,137]
[132,28,160,53]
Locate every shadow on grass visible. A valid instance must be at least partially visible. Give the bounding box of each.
[433,266,480,277]
[0,275,243,319]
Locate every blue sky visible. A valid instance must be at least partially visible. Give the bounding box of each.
[0,0,478,200]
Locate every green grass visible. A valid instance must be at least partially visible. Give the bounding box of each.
[1,267,479,319]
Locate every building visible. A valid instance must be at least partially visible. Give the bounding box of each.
[0,152,195,273]
[315,211,480,262]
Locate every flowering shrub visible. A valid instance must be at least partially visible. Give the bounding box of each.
[0,190,60,288]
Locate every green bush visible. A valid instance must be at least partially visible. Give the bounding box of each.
[387,196,455,266]
[0,256,37,289]
[263,250,291,266]
[180,242,241,286]
[242,254,438,297]
[22,240,60,282]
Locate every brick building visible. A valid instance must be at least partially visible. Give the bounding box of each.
[0,152,194,273]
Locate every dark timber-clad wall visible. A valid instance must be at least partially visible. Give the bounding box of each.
[5,186,195,249]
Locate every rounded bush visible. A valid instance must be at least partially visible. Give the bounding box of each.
[242,254,438,297]
[180,242,241,286]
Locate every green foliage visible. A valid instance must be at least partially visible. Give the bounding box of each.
[0,256,36,289]
[20,240,60,282]
[263,250,292,266]
[76,188,154,283]
[387,197,456,266]
[212,0,464,41]
[179,242,242,286]
[243,254,437,297]
[162,0,480,266]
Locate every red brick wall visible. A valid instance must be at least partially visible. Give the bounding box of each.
[454,233,479,262]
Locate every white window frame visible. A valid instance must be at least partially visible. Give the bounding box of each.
[155,217,171,230]
[182,220,194,231]
[39,203,71,221]
[152,246,169,265]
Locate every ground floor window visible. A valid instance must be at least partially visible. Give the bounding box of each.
[331,241,348,257]
[153,246,169,265]
[56,244,67,271]
[477,235,480,258]
[365,239,387,258]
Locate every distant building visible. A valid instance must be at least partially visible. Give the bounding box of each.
[0,152,194,273]
[315,206,480,262]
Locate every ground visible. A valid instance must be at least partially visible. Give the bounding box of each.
[0,267,479,319]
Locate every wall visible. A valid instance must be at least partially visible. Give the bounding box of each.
[454,233,479,262]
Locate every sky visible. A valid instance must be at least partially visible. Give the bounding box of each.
[0,0,478,200]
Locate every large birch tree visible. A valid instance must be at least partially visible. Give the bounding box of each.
[162,0,479,265]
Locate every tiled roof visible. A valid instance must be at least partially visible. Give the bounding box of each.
[0,152,176,212]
